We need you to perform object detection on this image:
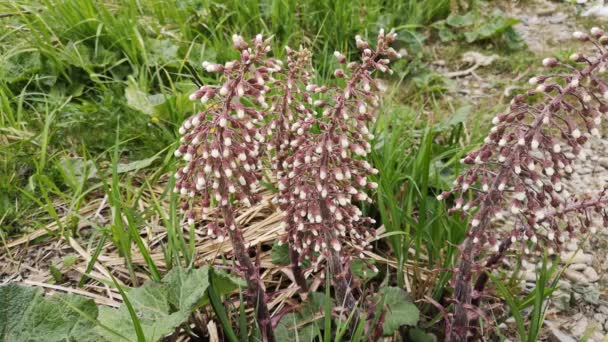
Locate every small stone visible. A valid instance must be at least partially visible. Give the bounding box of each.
[571,317,589,338]
[561,251,594,265]
[578,167,592,175]
[524,270,537,282]
[564,269,589,285]
[558,279,572,291]
[584,267,600,283]
[548,13,568,23]
[568,263,587,271]
[593,313,606,324]
[546,321,577,342]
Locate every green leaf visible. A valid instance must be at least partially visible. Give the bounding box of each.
[350,259,379,282]
[50,264,64,283]
[125,77,167,116]
[299,292,327,323]
[63,255,78,268]
[408,328,436,342]
[0,284,102,341]
[209,267,247,293]
[146,39,179,66]
[116,155,159,173]
[0,50,41,83]
[464,15,520,43]
[274,292,326,341]
[378,287,419,335]
[97,266,209,342]
[446,11,475,28]
[164,266,210,311]
[435,105,471,132]
[271,241,290,266]
[275,313,321,342]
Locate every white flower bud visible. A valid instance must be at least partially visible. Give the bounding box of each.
[531,139,539,150]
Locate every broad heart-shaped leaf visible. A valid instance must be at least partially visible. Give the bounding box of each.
[434,105,471,132]
[464,15,520,43]
[0,283,101,341]
[97,266,209,342]
[378,287,420,335]
[0,50,41,83]
[446,11,475,28]
[124,77,167,116]
[274,292,326,341]
[274,313,320,342]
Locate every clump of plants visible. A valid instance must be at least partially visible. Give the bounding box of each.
[174,30,400,339]
[438,27,608,341]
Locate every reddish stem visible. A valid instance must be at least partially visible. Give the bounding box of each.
[221,203,276,342]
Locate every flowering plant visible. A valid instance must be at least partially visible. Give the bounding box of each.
[275,29,400,310]
[438,28,608,341]
[174,30,400,338]
[175,33,280,342]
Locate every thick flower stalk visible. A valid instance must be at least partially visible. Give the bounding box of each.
[437,28,608,341]
[174,34,280,342]
[276,29,401,310]
[267,46,315,291]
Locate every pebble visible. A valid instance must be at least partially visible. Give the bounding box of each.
[593,313,606,324]
[561,251,594,265]
[571,317,589,338]
[558,279,572,291]
[583,267,600,283]
[568,263,587,271]
[524,270,537,282]
[566,242,578,251]
[546,321,577,342]
[564,269,589,285]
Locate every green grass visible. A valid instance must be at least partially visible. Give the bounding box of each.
[0,0,450,234]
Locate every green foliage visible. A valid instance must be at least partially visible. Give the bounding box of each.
[0,267,219,342]
[370,102,469,301]
[0,284,100,341]
[376,287,420,335]
[270,240,290,266]
[432,10,524,50]
[275,292,326,341]
[489,254,560,342]
[350,259,379,282]
[97,266,210,341]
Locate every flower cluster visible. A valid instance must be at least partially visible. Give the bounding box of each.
[174,30,399,337]
[276,29,400,271]
[439,27,608,341]
[175,34,281,238]
[267,46,315,176]
[175,34,280,342]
